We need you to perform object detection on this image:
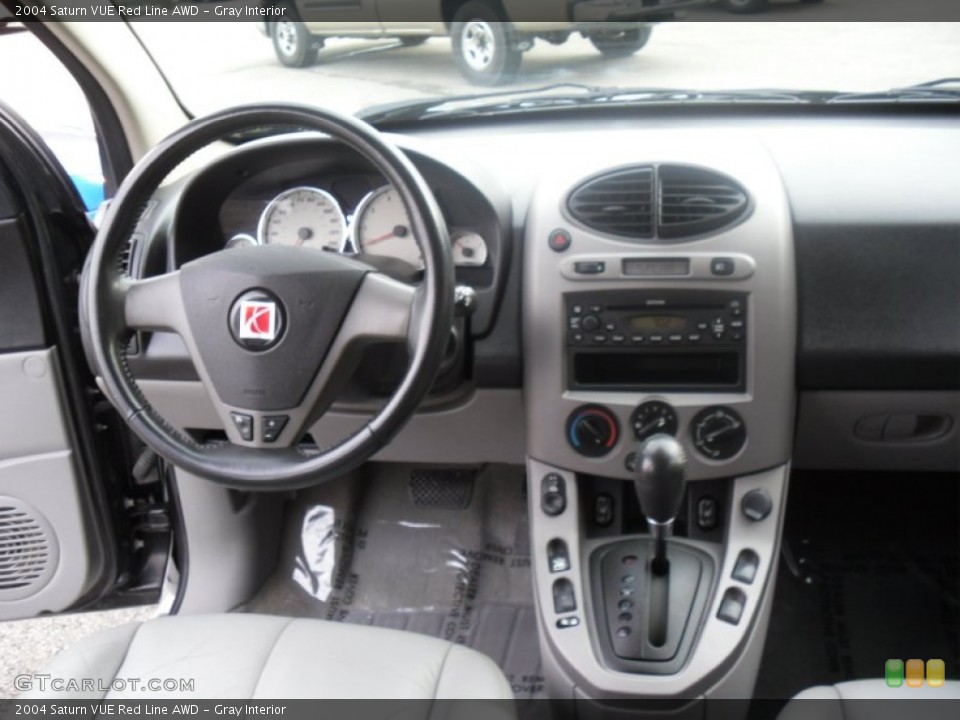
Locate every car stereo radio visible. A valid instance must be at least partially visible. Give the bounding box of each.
[565,290,748,392]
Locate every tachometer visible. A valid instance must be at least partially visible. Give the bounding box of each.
[257,187,346,250]
[353,186,422,269]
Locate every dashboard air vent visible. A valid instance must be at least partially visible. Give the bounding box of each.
[567,167,655,239]
[657,165,749,239]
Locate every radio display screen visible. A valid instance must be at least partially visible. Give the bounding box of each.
[629,315,687,332]
[573,351,741,389]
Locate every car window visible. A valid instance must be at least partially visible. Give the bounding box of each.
[0,23,104,213]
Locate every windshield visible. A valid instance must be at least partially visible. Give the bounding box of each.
[128,10,960,120]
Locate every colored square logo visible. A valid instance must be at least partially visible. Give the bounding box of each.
[238,300,277,340]
[906,658,924,688]
[926,659,945,688]
[885,659,904,688]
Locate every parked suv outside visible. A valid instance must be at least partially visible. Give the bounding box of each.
[259,0,704,84]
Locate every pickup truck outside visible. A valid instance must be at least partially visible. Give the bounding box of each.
[259,0,706,84]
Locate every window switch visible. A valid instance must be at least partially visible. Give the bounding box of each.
[717,587,747,625]
[552,578,577,614]
[731,549,759,585]
[547,538,571,573]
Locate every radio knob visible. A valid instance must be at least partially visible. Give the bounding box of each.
[581,315,601,332]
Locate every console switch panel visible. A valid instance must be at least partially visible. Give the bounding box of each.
[553,578,577,614]
[717,587,747,625]
[541,473,567,516]
[732,549,759,584]
[547,538,571,574]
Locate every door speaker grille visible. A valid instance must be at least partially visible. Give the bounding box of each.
[0,497,57,600]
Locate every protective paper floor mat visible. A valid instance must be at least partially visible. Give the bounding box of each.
[243,463,545,700]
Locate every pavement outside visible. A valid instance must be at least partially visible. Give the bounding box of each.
[0,606,157,699]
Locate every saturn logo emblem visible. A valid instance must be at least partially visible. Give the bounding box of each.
[229,290,285,350]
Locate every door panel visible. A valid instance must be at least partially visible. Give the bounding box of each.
[0,349,105,618]
[0,101,129,621]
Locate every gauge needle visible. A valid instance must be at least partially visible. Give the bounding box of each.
[295,227,314,247]
[365,225,410,247]
[364,231,395,246]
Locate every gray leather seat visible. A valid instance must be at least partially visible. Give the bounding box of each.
[779,679,960,720]
[22,614,515,700]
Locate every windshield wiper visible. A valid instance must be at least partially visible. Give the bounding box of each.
[359,78,960,125]
[829,78,960,104]
[357,84,821,124]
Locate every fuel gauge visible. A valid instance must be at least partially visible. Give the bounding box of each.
[451,231,488,267]
[225,233,258,250]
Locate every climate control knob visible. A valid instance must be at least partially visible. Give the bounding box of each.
[691,406,746,461]
[631,401,679,441]
[567,405,619,458]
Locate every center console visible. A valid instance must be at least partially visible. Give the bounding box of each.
[522,137,796,703]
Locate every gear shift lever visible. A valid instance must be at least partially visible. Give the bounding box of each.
[633,434,688,575]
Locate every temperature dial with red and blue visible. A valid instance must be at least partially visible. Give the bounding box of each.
[567,405,619,458]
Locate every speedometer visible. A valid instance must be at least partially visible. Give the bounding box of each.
[257,187,346,250]
[353,186,423,270]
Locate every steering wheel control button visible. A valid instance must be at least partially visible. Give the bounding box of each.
[228,289,286,351]
[548,228,572,252]
[691,406,747,460]
[717,587,747,625]
[732,549,760,585]
[741,488,773,522]
[697,496,719,530]
[541,473,567,516]
[710,257,737,276]
[552,578,577,614]
[547,538,571,573]
[631,401,679,442]
[567,405,619,457]
[230,412,254,442]
[262,415,289,443]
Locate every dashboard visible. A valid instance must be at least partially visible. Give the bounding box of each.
[114,104,959,704]
[129,109,959,474]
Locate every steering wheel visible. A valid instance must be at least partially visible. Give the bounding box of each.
[83,105,455,490]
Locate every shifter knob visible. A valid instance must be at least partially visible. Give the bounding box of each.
[633,434,688,525]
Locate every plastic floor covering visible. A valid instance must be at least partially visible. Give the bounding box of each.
[242,463,545,700]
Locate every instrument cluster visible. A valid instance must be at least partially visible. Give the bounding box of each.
[225,183,488,271]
